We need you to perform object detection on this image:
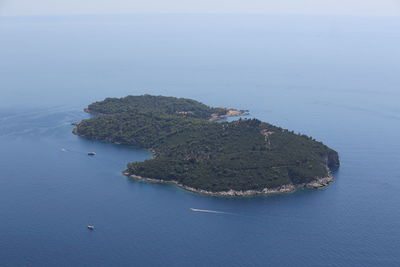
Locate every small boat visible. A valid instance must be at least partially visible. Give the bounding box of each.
[87,152,96,156]
[87,225,95,230]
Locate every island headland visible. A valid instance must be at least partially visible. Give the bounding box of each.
[73,95,339,196]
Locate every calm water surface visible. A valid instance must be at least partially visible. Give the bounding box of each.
[0,14,399,266]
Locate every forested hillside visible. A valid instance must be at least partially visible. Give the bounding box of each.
[86,94,228,119]
[75,95,339,192]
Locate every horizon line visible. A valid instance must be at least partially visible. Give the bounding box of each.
[1,12,399,19]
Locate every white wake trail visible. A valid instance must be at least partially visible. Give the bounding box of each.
[190,208,234,215]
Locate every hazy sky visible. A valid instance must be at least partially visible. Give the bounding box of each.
[1,0,400,16]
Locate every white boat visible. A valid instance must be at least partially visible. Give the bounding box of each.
[87,152,96,156]
[87,225,95,230]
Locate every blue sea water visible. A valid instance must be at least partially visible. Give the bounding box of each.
[0,14,399,266]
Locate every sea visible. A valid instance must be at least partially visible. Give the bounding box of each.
[0,14,399,266]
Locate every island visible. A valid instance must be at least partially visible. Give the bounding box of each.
[73,95,339,196]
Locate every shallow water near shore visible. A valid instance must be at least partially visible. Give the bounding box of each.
[1,14,400,266]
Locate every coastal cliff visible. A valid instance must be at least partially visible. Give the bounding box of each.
[325,151,340,168]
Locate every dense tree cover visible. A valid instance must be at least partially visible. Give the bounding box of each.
[76,95,339,192]
[87,95,227,119]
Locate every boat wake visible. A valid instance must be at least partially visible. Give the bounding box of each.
[190,208,233,215]
[60,148,91,155]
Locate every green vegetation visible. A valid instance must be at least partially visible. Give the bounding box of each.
[75,95,339,192]
[86,94,227,119]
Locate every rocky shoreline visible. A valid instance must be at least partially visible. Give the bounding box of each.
[123,171,334,197]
